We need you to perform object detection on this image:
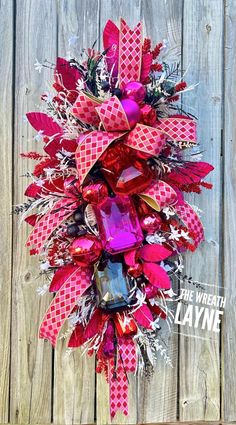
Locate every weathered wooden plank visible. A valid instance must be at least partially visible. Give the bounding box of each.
[53,2,99,424]
[10,1,57,423]
[179,0,223,421]
[222,0,236,421]
[138,1,183,423]
[98,4,141,423]
[0,0,13,422]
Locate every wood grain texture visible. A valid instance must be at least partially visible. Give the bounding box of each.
[0,0,13,422]
[179,0,223,421]
[53,2,99,424]
[222,0,236,421]
[10,1,57,423]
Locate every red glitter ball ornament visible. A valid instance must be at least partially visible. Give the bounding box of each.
[70,234,102,266]
[82,181,108,204]
[140,104,157,126]
[140,213,162,234]
[127,263,143,278]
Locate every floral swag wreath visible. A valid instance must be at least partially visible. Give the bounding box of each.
[18,19,214,418]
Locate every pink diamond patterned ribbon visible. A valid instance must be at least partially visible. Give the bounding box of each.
[109,337,137,418]
[118,19,142,87]
[96,96,130,131]
[71,92,101,126]
[175,201,204,247]
[125,123,167,156]
[156,116,197,143]
[26,197,79,254]
[140,180,177,211]
[39,267,92,346]
[75,130,125,184]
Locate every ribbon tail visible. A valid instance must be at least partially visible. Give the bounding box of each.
[119,19,142,87]
[156,116,197,144]
[109,337,137,419]
[175,201,204,247]
[39,267,92,346]
[26,197,79,254]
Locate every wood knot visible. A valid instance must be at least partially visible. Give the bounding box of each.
[24,271,31,282]
[206,24,212,33]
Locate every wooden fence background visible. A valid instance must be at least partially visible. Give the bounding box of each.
[0,0,235,423]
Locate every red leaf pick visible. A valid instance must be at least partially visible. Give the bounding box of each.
[24,214,38,227]
[124,249,137,266]
[54,57,82,91]
[24,182,42,197]
[103,19,119,76]
[143,263,171,289]
[44,137,78,158]
[167,161,214,186]
[148,302,167,320]
[139,244,172,262]
[49,264,78,292]
[84,309,104,340]
[133,304,153,329]
[42,177,65,195]
[26,112,62,137]
[68,323,85,348]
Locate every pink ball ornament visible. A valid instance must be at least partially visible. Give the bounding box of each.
[70,234,102,267]
[82,181,108,204]
[120,99,141,128]
[123,81,146,104]
[140,213,162,234]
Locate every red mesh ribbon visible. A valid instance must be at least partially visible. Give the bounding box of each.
[39,267,92,346]
[175,201,204,247]
[26,197,79,254]
[118,19,142,87]
[109,337,137,418]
